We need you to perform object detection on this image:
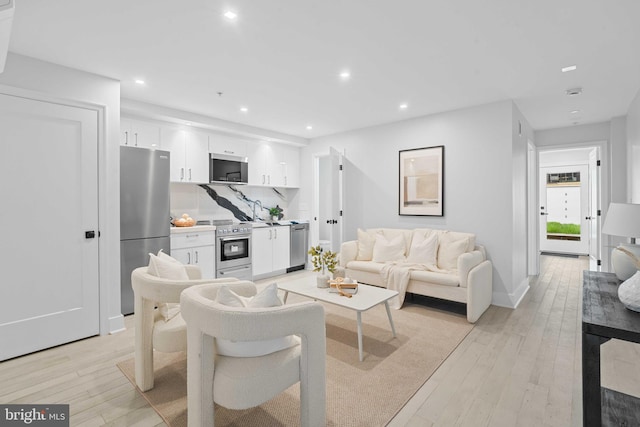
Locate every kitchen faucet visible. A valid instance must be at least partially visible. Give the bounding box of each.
[251,199,263,221]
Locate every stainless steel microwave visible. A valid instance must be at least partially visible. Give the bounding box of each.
[209,154,248,184]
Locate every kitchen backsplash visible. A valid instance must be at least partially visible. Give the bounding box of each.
[170,183,293,222]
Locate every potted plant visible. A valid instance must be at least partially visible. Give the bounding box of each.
[308,245,337,288]
[268,206,282,221]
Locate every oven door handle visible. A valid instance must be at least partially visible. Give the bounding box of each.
[218,266,251,275]
[218,236,250,242]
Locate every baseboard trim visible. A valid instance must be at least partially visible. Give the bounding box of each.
[491,277,530,309]
[108,314,125,335]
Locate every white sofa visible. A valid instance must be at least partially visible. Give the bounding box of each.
[339,228,492,323]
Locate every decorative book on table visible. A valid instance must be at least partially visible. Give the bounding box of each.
[329,279,358,295]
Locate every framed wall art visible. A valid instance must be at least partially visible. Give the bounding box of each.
[399,145,444,216]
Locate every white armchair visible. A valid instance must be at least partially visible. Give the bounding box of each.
[180,282,327,427]
[131,266,238,392]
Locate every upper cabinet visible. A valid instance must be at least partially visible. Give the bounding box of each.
[246,142,300,188]
[161,127,209,183]
[120,118,161,149]
[209,134,247,158]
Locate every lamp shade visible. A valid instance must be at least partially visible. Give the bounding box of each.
[601,203,640,238]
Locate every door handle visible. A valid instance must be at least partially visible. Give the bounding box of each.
[585,216,593,220]
[85,230,96,239]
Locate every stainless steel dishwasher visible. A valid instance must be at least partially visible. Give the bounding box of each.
[288,222,309,272]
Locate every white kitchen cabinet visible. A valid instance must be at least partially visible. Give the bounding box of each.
[246,142,299,188]
[120,117,161,148]
[170,230,215,279]
[252,226,291,278]
[209,134,247,158]
[161,127,209,183]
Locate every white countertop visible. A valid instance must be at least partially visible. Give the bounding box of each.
[170,225,216,234]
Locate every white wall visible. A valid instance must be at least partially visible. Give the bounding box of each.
[535,122,611,147]
[300,100,525,306]
[511,103,534,306]
[628,90,640,202]
[0,53,122,334]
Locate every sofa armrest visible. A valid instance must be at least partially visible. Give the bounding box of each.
[340,240,358,266]
[466,260,492,323]
[458,250,484,288]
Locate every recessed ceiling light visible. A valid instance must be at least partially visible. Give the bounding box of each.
[224,10,238,20]
[399,103,408,110]
[240,107,248,113]
[134,79,146,85]
[561,65,577,73]
[306,125,313,130]
[339,70,351,80]
[185,122,192,126]
[570,110,581,114]
[565,87,583,96]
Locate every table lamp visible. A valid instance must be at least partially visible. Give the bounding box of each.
[601,202,640,280]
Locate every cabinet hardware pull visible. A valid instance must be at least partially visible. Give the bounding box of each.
[185,234,199,238]
[134,132,138,146]
[224,150,234,154]
[189,168,192,181]
[195,250,198,263]
[262,174,265,184]
[267,175,270,185]
[124,131,128,145]
[269,229,272,240]
[274,228,277,239]
[181,168,184,180]
[187,252,191,264]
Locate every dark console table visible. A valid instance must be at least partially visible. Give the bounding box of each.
[582,270,640,426]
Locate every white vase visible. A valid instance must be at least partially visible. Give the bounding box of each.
[618,270,640,312]
[316,274,329,288]
[611,244,640,281]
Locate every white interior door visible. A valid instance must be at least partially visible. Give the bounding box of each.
[588,148,601,269]
[328,147,344,253]
[0,93,100,361]
[539,165,589,255]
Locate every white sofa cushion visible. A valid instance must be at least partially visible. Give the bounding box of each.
[215,283,298,357]
[406,232,438,266]
[372,234,406,262]
[346,260,386,274]
[356,228,377,261]
[148,251,188,280]
[437,233,471,271]
[409,270,459,287]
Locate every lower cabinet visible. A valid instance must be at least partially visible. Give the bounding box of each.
[252,226,290,278]
[170,230,215,279]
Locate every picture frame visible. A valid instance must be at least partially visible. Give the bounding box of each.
[399,145,444,216]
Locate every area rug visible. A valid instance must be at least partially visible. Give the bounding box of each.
[117,300,473,426]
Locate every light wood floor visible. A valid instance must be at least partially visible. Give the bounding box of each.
[1,255,638,426]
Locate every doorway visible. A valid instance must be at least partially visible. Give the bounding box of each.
[0,93,100,361]
[312,147,344,253]
[537,145,605,269]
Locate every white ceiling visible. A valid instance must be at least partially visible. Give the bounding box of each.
[8,0,640,139]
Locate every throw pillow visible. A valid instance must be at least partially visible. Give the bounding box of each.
[356,228,376,261]
[214,283,298,357]
[147,252,189,280]
[406,233,438,266]
[372,234,406,263]
[437,235,470,271]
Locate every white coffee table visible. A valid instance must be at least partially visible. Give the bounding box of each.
[278,279,398,361]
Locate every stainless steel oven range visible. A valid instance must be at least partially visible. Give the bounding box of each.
[215,223,252,281]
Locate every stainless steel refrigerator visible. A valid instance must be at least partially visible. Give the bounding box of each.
[120,146,171,315]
